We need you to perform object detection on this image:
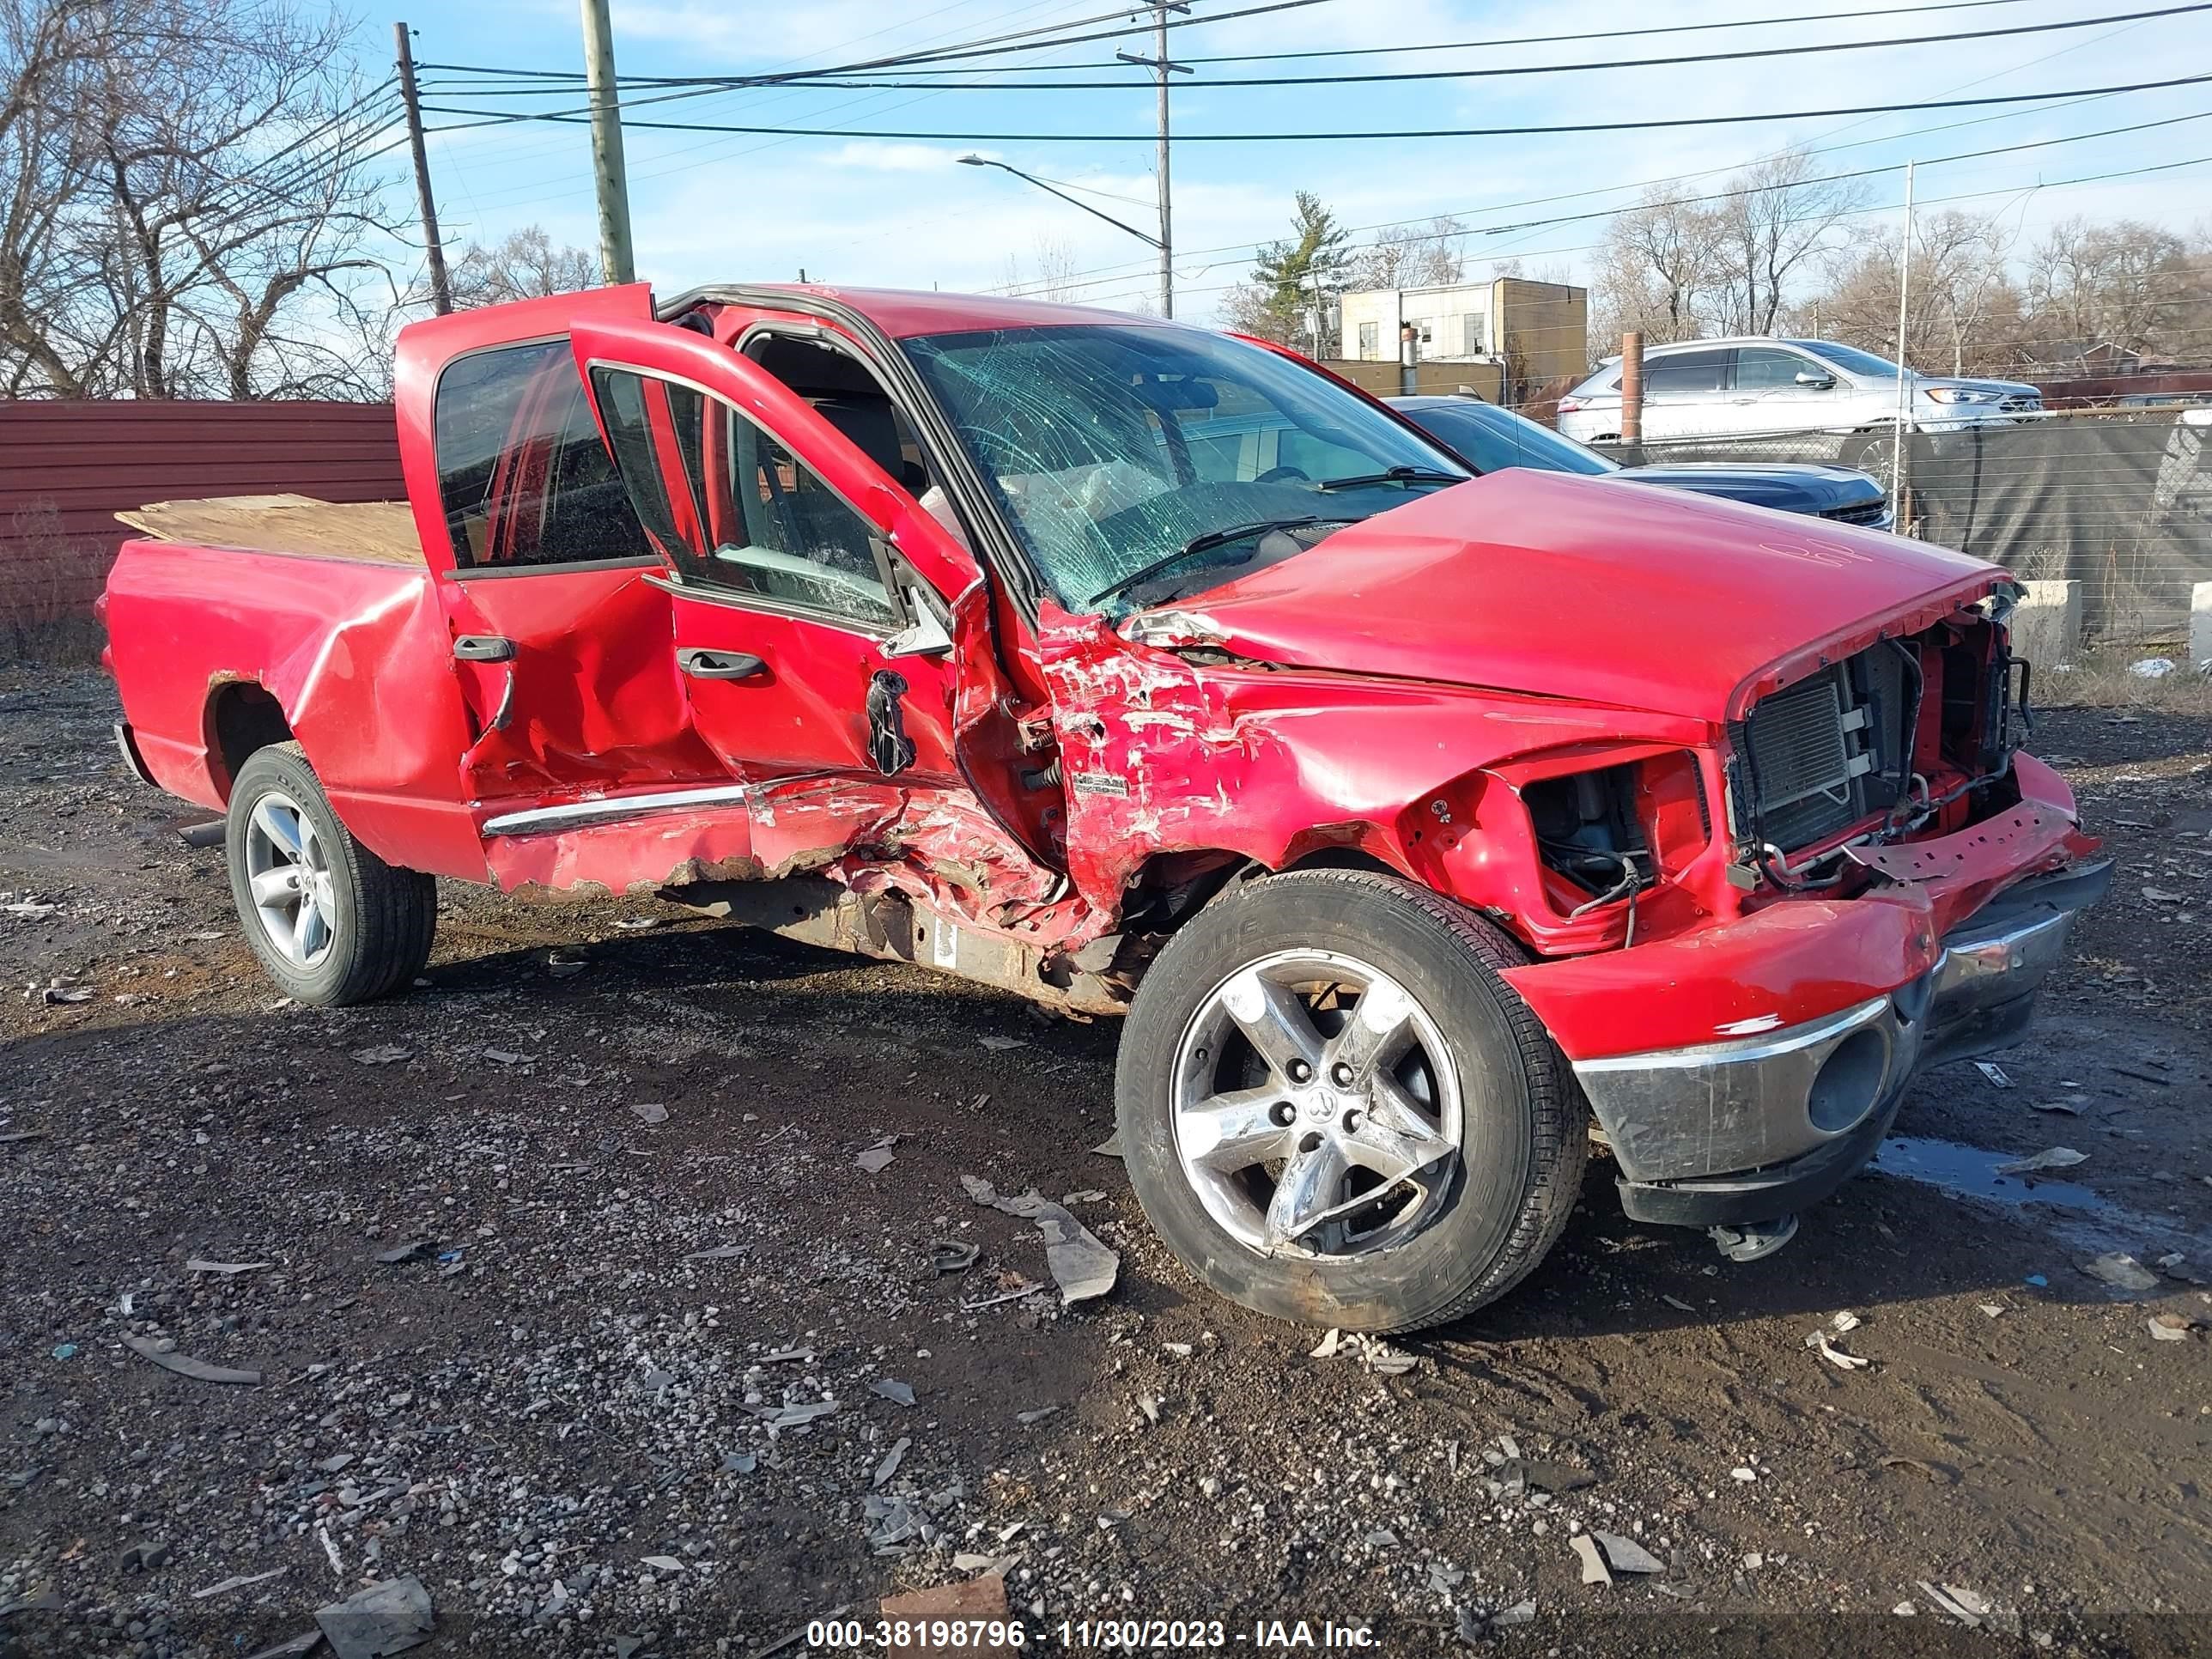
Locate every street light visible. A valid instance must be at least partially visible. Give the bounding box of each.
[957,155,1164,253]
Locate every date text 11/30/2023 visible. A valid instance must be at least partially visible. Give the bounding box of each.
[805,1618,1379,1649]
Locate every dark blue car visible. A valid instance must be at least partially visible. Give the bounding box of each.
[1390,394,1893,530]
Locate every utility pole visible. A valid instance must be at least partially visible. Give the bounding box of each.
[1893,159,1916,527]
[580,0,635,286]
[392,21,453,316]
[1118,3,1188,319]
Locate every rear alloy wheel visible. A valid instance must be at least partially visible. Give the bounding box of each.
[1117,869,1585,1333]
[225,744,436,1006]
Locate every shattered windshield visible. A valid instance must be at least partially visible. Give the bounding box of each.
[901,323,1469,611]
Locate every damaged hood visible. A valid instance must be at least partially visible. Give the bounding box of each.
[1134,470,2000,721]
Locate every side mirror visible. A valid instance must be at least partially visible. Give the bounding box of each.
[1796,370,1837,388]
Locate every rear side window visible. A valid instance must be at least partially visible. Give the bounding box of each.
[434,339,653,569]
[1643,349,1728,396]
[1735,347,1820,390]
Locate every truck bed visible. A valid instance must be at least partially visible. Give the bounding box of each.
[115,494,422,566]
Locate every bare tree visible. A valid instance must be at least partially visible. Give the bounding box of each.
[451,225,599,309]
[2021,216,2203,368]
[2,0,405,399]
[1593,186,1723,346]
[1800,209,2022,374]
[1345,216,1466,292]
[1000,232,1081,303]
[1709,150,1870,336]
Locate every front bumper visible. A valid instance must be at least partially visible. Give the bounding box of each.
[1574,858,2112,1227]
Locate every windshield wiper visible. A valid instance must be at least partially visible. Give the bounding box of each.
[1087,515,1332,607]
[1316,465,1465,492]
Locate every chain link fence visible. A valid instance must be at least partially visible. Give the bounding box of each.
[1591,408,2212,644]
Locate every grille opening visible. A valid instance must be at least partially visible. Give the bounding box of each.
[1736,644,1918,854]
[1528,764,1650,904]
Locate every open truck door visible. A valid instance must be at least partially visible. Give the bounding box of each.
[562,313,1061,876]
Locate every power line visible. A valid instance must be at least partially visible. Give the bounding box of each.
[529,3,2212,93]
[420,70,2212,143]
[414,0,2059,90]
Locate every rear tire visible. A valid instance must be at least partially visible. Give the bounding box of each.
[224,744,436,1006]
[1115,869,1585,1334]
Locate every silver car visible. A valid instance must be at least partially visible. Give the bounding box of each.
[1555,338,2042,463]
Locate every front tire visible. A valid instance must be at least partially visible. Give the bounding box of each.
[1115,869,1585,1334]
[224,744,436,1006]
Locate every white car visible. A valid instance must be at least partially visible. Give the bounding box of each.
[1555,338,2042,466]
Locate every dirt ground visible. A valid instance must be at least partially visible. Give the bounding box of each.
[1,667,2207,1659]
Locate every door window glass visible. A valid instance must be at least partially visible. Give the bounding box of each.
[1735,347,1820,390]
[1641,349,1728,398]
[434,339,653,568]
[591,368,898,628]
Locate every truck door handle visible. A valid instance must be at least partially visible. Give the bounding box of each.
[453,635,516,662]
[678,647,766,681]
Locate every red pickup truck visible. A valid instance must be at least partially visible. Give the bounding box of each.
[100,283,2107,1332]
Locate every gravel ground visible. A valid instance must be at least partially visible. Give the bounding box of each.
[1,668,2207,1659]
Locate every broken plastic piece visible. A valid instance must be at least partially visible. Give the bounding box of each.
[1709,1214,1798,1261]
[124,1335,261,1386]
[314,1574,434,1659]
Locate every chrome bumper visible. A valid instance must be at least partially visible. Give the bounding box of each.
[1573,860,2110,1207]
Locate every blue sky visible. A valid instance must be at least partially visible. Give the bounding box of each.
[368,0,2212,320]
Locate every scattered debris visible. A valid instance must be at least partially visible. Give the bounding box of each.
[1917,1582,1990,1628]
[872,1437,910,1490]
[1660,1294,1698,1313]
[2078,1252,2161,1291]
[191,1567,288,1599]
[241,1634,324,1659]
[1307,1328,1417,1375]
[960,1176,1118,1304]
[960,1278,1047,1311]
[122,1335,261,1386]
[1709,1214,1797,1261]
[1729,1467,1759,1483]
[630,1103,669,1126]
[116,1540,170,1574]
[351,1044,410,1066]
[1996,1146,2087,1175]
[373,1242,428,1266]
[1092,1132,1124,1159]
[1978,1304,2007,1319]
[856,1139,897,1175]
[1591,1532,1664,1576]
[1062,1188,1107,1204]
[684,1243,746,1262]
[1973,1061,2014,1089]
[1807,1329,1872,1371]
[49,1342,75,1361]
[927,1239,979,1274]
[641,1556,684,1573]
[314,1575,434,1659]
[2031,1097,2085,1115]
[976,1036,1025,1052]
[2149,1313,2195,1342]
[2127,658,2176,678]
[869,1378,916,1407]
[2,899,60,918]
[186,1257,270,1275]
[1570,1534,1611,1586]
[0,1129,47,1145]
[1428,1561,1465,1593]
[1015,1407,1060,1425]
[721,1451,757,1474]
[748,1401,837,1431]
[1497,1458,1595,1494]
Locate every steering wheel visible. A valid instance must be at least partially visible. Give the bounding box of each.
[1255,465,1310,483]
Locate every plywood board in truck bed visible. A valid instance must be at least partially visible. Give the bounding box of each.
[116,495,424,566]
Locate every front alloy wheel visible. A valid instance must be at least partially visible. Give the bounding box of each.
[1116,869,1585,1333]
[1172,950,1463,1258]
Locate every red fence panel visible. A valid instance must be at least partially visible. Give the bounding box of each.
[0,399,406,611]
